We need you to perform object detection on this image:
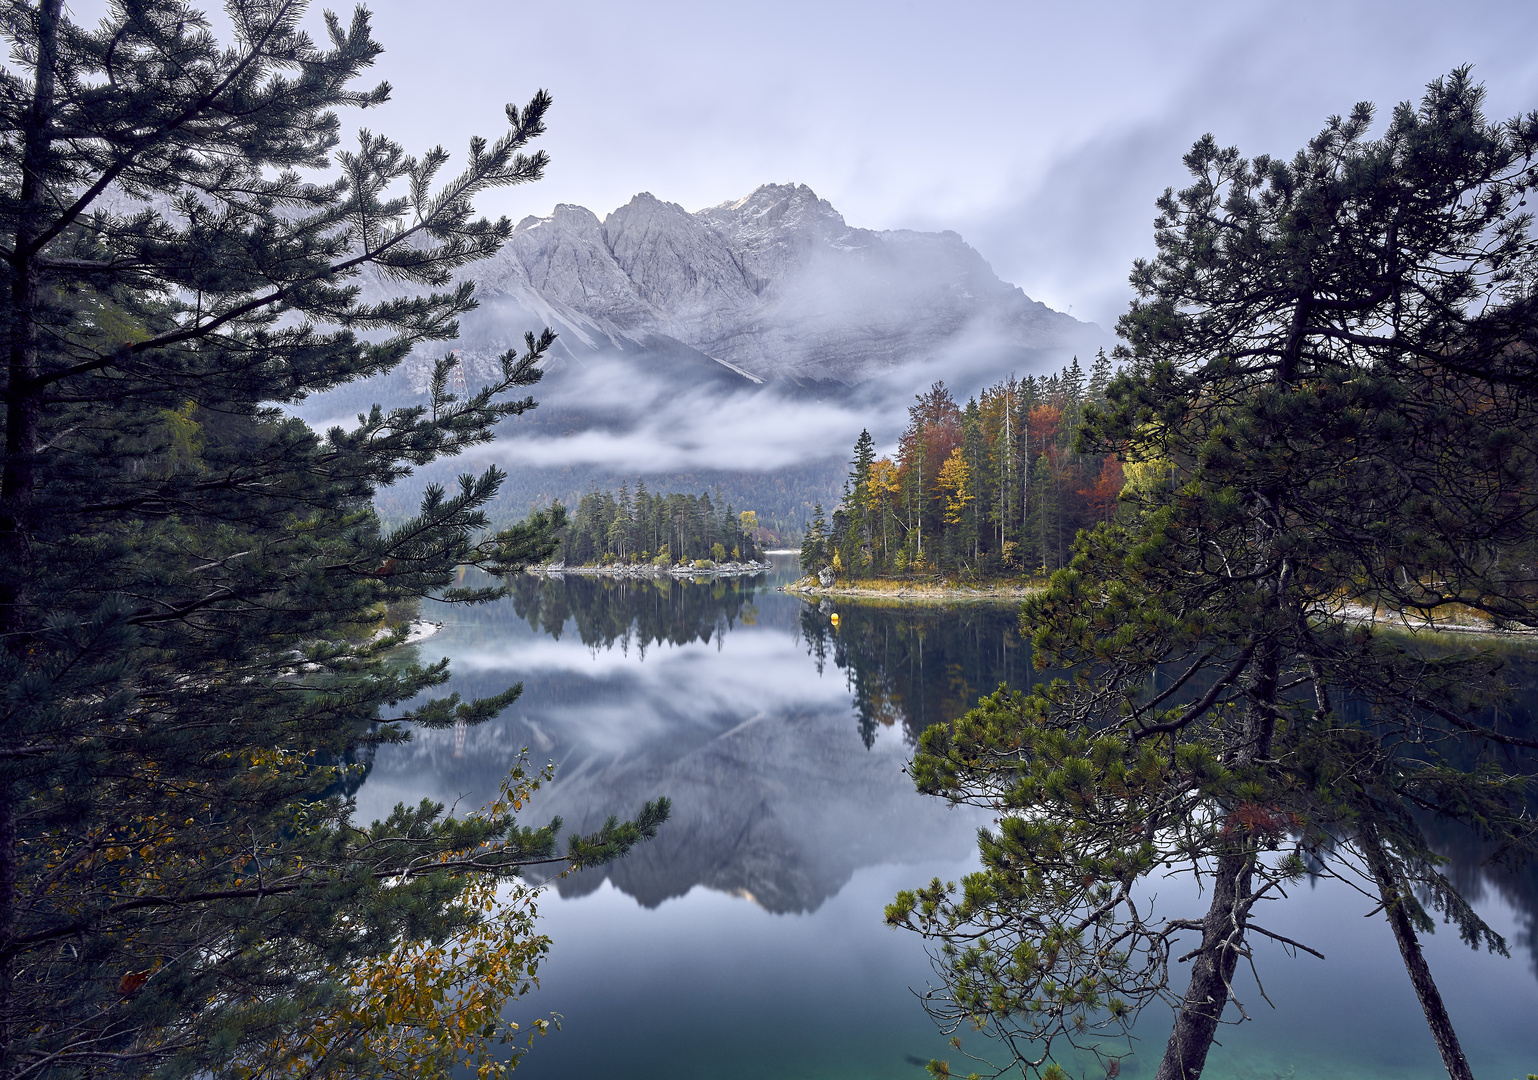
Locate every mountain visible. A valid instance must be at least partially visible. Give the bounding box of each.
[421,182,1099,389]
[311,183,1104,528]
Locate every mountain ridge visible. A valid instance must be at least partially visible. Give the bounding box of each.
[436,182,1100,387]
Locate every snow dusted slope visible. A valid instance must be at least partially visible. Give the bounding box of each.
[449,183,1096,386]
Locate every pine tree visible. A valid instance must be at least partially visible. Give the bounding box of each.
[633,477,653,555]
[891,70,1538,1080]
[608,481,633,560]
[1019,374,1040,412]
[1043,371,1062,407]
[1027,451,1058,573]
[0,3,667,1075]
[959,401,986,568]
[1061,355,1086,408]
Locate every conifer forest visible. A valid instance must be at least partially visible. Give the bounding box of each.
[559,484,761,566]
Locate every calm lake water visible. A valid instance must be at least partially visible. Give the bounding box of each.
[357,555,1538,1080]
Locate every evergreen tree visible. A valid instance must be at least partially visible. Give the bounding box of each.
[1027,451,1058,573]
[0,2,667,1075]
[607,481,633,559]
[1088,347,1113,402]
[979,378,1018,563]
[1019,374,1040,412]
[1043,371,1062,406]
[890,71,1538,1080]
[633,477,653,555]
[841,428,876,575]
[1061,355,1085,408]
[959,401,986,568]
[800,501,829,576]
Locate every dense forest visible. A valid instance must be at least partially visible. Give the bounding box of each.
[557,483,762,566]
[801,352,1123,580]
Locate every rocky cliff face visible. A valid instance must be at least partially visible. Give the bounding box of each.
[450,183,1095,386]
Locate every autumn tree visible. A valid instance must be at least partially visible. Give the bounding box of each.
[890,70,1538,1080]
[0,1,667,1075]
[826,370,1120,582]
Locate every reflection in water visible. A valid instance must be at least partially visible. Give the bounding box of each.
[810,591,1538,982]
[355,558,1538,1079]
[359,561,987,917]
[1408,655,1538,980]
[507,572,770,655]
[797,599,1047,748]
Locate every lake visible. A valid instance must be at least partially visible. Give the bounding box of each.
[356,555,1538,1080]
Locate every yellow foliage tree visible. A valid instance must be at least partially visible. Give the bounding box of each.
[229,763,565,1079]
[35,749,621,1080]
[937,447,973,525]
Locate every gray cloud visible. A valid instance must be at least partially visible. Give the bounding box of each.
[451,333,1081,477]
[65,0,1538,348]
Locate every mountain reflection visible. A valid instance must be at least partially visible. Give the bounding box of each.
[360,566,1538,963]
[360,566,986,915]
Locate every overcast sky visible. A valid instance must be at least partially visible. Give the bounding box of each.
[56,0,1538,329]
[292,0,1538,332]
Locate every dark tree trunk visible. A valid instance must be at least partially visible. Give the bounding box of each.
[0,1,64,1061]
[1361,830,1475,1080]
[1154,849,1256,1080]
[1155,638,1281,1080]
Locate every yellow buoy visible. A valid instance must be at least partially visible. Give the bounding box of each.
[830,613,840,626]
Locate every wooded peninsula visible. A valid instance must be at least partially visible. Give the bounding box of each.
[800,355,1127,584]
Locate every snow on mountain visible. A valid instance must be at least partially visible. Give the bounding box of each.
[448,182,1098,387]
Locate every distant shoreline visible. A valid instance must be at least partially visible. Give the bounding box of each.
[1333,601,1537,640]
[525,560,773,580]
[781,576,1043,605]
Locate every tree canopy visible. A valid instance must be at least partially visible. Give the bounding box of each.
[0,1,665,1075]
[888,69,1538,1080]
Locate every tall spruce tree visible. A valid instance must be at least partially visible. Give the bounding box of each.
[840,428,876,575]
[1087,348,1112,402]
[0,2,667,1076]
[889,70,1538,1080]
[800,501,829,576]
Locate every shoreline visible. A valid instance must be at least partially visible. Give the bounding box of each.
[778,579,1538,637]
[1334,601,1537,640]
[525,559,774,581]
[780,577,1045,605]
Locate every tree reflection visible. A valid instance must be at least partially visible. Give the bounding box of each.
[506,572,772,654]
[796,600,1049,747]
[1410,650,1538,978]
[492,575,1538,958]
[804,599,1538,980]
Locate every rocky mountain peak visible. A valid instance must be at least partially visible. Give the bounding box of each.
[703,182,848,235]
[444,182,1100,386]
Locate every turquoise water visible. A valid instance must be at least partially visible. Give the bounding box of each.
[359,556,1538,1079]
